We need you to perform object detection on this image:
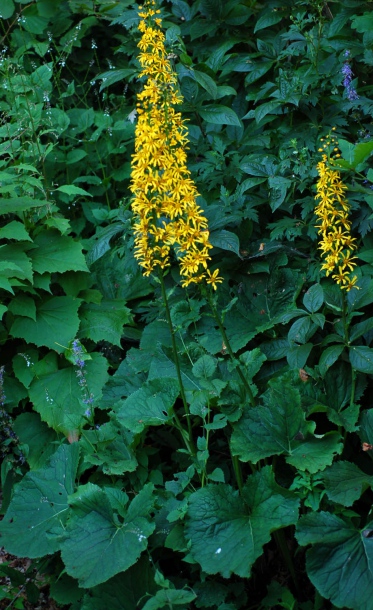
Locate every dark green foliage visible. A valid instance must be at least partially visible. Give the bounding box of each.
[1,0,373,609]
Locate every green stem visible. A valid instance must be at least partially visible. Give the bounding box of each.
[273,529,300,595]
[207,294,256,407]
[159,274,195,455]
[231,453,244,494]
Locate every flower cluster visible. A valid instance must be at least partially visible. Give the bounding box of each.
[341,50,359,101]
[315,132,358,291]
[129,1,222,290]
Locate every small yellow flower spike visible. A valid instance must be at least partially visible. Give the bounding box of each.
[130,0,220,289]
[314,131,358,291]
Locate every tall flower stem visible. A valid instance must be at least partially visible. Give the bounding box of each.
[159,274,195,455]
[207,294,257,407]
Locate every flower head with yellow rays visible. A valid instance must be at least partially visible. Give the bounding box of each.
[315,130,358,291]
[130,1,222,290]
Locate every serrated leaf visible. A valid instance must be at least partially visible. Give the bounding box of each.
[231,378,303,463]
[192,355,217,379]
[349,345,373,374]
[13,412,57,470]
[296,512,373,610]
[29,230,89,274]
[29,354,108,434]
[79,300,132,346]
[199,105,241,126]
[0,221,32,242]
[61,483,155,587]
[185,467,299,578]
[10,296,81,353]
[0,199,48,215]
[288,316,311,344]
[303,284,323,313]
[286,432,343,473]
[79,421,137,475]
[322,461,373,506]
[116,378,180,433]
[0,444,79,557]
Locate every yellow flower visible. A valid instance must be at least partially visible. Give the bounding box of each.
[206,269,224,290]
[129,0,221,289]
[314,144,358,291]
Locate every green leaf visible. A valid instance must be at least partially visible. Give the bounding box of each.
[192,355,217,379]
[322,461,373,506]
[8,294,36,321]
[55,185,93,197]
[116,378,180,433]
[80,556,157,610]
[29,354,108,434]
[209,230,241,257]
[193,70,218,99]
[350,318,373,343]
[0,0,15,19]
[254,11,282,32]
[286,432,343,473]
[296,512,373,610]
[231,379,303,463]
[13,412,57,470]
[303,284,323,313]
[97,68,136,91]
[199,105,241,126]
[318,345,344,377]
[0,197,48,215]
[0,221,32,242]
[61,483,155,587]
[286,343,312,369]
[79,421,137,475]
[142,589,197,610]
[358,249,373,264]
[288,316,311,344]
[29,230,89,274]
[185,466,299,578]
[79,300,132,347]
[10,296,81,353]
[0,244,33,282]
[0,444,79,557]
[349,346,373,374]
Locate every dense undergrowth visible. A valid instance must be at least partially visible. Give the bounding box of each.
[1,0,373,608]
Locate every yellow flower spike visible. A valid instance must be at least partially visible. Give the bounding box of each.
[314,148,358,291]
[129,0,221,289]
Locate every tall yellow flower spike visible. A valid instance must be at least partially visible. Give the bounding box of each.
[315,130,358,291]
[130,1,222,290]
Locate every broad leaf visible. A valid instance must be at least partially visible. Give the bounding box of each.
[29,354,108,434]
[79,300,132,346]
[29,230,89,274]
[0,444,79,557]
[185,466,299,578]
[349,345,373,374]
[80,556,157,610]
[13,412,57,470]
[296,512,373,610]
[199,105,241,126]
[322,461,373,506]
[303,284,323,313]
[10,296,81,353]
[61,483,155,587]
[116,378,180,433]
